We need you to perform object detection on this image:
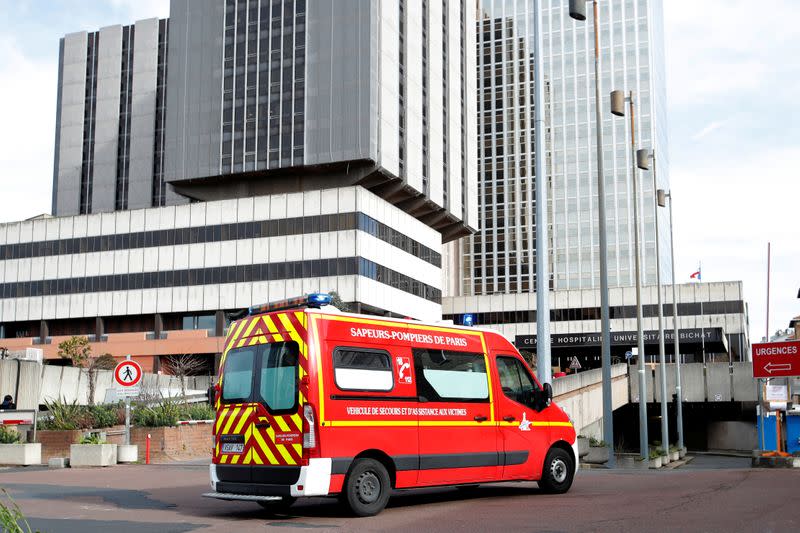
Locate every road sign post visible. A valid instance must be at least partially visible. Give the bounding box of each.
[114,357,143,446]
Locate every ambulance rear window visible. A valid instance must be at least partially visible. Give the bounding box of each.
[333,347,393,392]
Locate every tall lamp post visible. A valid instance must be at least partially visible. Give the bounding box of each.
[533,0,551,387]
[662,188,686,453]
[569,0,614,468]
[637,149,669,458]
[610,89,648,461]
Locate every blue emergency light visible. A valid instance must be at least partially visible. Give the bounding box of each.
[462,314,474,327]
[248,293,332,316]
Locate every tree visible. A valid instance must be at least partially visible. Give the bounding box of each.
[57,336,92,367]
[328,290,352,312]
[86,354,117,406]
[162,354,207,406]
[520,350,537,372]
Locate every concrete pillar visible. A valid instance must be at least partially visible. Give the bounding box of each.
[95,317,105,340]
[215,310,225,338]
[154,313,163,339]
[40,320,50,340]
[214,352,222,377]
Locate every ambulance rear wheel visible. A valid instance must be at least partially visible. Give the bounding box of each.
[538,447,574,494]
[342,458,391,517]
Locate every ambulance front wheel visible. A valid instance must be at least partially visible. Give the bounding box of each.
[342,458,391,517]
[538,447,575,494]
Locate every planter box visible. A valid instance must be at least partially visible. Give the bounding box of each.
[670,451,680,462]
[577,437,590,458]
[117,444,138,463]
[679,447,687,459]
[650,457,662,469]
[662,454,670,465]
[584,446,610,465]
[70,443,117,467]
[0,443,41,466]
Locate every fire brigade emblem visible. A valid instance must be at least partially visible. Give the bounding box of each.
[396,356,412,384]
[519,412,532,431]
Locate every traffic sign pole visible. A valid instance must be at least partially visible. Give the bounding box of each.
[115,356,142,446]
[125,355,131,446]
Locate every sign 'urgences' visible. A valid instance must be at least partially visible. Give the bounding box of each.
[752,340,800,378]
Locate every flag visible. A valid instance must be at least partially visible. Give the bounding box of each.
[690,266,701,281]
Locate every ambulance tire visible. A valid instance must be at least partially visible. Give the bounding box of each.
[257,496,297,512]
[342,458,391,517]
[538,447,574,494]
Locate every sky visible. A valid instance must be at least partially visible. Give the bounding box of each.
[0,0,798,343]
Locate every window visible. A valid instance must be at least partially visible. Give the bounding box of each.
[220,341,298,414]
[221,346,256,401]
[259,341,299,412]
[413,349,488,402]
[333,347,393,391]
[496,356,538,408]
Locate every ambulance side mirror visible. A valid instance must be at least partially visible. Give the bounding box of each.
[543,382,553,402]
[208,384,220,405]
[533,382,553,411]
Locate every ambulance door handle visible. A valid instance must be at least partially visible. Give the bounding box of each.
[503,416,516,422]
[474,415,488,422]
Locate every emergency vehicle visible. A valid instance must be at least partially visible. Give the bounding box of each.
[205,294,578,516]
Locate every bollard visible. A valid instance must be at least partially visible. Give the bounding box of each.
[146,433,151,464]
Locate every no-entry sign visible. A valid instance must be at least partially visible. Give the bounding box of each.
[752,340,800,378]
[114,360,143,388]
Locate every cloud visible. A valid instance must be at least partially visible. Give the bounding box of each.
[0,37,57,222]
[690,119,728,141]
[670,146,800,344]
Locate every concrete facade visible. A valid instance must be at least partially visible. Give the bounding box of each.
[52,0,478,241]
[444,281,751,368]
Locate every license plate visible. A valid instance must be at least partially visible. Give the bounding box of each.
[221,443,244,453]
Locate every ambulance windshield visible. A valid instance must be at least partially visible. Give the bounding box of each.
[221,341,299,413]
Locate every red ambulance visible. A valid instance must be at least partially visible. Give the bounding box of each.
[205,294,578,516]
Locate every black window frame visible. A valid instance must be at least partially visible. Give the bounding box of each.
[412,348,490,403]
[332,346,394,393]
[220,341,300,416]
[496,355,541,409]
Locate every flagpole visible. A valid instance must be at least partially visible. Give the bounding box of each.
[700,262,705,365]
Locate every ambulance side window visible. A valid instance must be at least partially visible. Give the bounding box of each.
[497,356,538,407]
[333,347,393,392]
[413,349,489,402]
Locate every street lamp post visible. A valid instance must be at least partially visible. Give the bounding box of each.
[663,189,686,453]
[533,0,551,387]
[610,89,648,461]
[637,149,669,458]
[569,0,614,468]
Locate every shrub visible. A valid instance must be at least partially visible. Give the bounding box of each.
[182,403,215,421]
[0,489,37,533]
[79,434,106,445]
[87,404,123,429]
[0,425,21,444]
[133,398,182,427]
[39,398,91,431]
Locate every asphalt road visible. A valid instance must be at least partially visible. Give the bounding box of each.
[1,459,797,532]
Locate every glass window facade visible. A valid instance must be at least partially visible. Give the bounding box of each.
[221,0,305,173]
[461,0,669,296]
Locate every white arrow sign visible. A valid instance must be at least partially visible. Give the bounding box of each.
[764,362,792,374]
